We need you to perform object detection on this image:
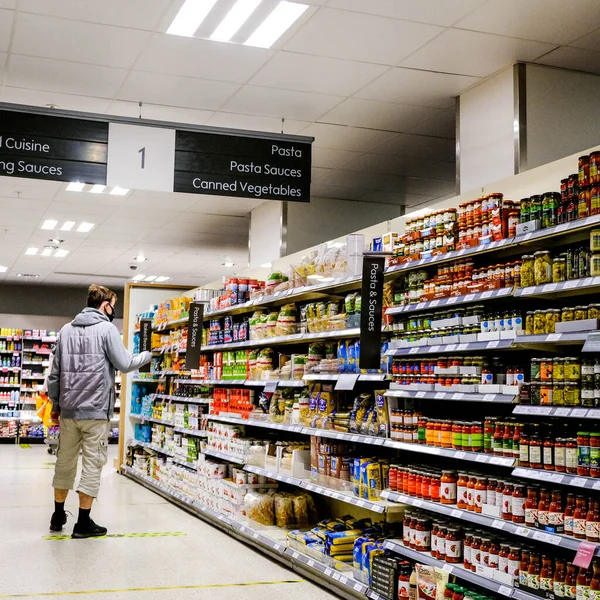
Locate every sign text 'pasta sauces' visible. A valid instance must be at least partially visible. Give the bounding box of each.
[139,319,153,373]
[173,131,312,202]
[359,254,386,370]
[0,110,108,184]
[185,302,204,371]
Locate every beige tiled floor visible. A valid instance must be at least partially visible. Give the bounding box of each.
[0,445,338,600]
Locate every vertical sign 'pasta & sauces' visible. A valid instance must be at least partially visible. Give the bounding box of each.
[139,319,152,373]
[185,302,204,370]
[360,253,386,370]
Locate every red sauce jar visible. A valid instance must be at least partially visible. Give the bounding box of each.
[441,470,457,505]
[512,484,526,524]
[430,473,441,503]
[457,472,469,509]
[445,528,462,564]
[502,482,514,521]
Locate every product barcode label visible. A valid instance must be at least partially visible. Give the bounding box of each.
[409,348,419,354]
[486,341,500,349]
[481,291,493,298]
[572,409,589,417]
[521,287,535,295]
[430,300,440,307]
[308,560,315,567]
[430,346,440,352]
[416,392,426,398]
[414,500,423,507]
[499,586,513,597]
[492,520,505,529]
[325,568,333,577]
[571,478,587,487]
[515,527,529,537]
[543,283,558,292]
[451,509,462,518]
[457,344,469,351]
[464,294,475,301]
[564,280,579,289]
[476,454,487,462]
[340,576,348,584]
[452,393,464,400]
[587,409,600,418]
[354,583,363,591]
[555,408,571,416]
[455,451,466,459]
[446,344,457,351]
[447,297,458,304]
[333,572,342,581]
[443,564,454,573]
[357,500,366,507]
[435,392,446,399]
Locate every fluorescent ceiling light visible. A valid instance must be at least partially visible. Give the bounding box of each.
[41,248,54,257]
[54,249,69,258]
[0,266,7,273]
[110,187,130,196]
[77,222,95,233]
[211,0,261,42]
[144,276,157,282]
[90,185,105,194]
[132,274,146,282]
[60,221,75,231]
[167,0,218,36]
[25,248,39,256]
[245,0,308,48]
[41,219,58,230]
[155,276,170,283]
[66,182,85,192]
[17,273,39,278]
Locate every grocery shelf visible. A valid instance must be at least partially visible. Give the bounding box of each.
[21,336,56,343]
[124,465,367,598]
[129,439,174,457]
[174,378,305,388]
[387,339,514,356]
[173,427,208,438]
[201,328,361,352]
[304,373,387,382]
[208,413,306,433]
[513,405,600,418]
[380,490,591,555]
[172,457,198,470]
[0,367,20,371]
[386,389,516,404]
[153,393,209,405]
[128,413,174,427]
[0,350,19,354]
[244,465,401,514]
[512,466,600,490]
[152,317,189,332]
[383,540,535,600]
[386,287,513,316]
[0,384,20,388]
[22,360,49,366]
[203,448,245,464]
[515,275,600,299]
[205,275,362,320]
[513,333,590,346]
[153,343,186,354]
[131,377,161,384]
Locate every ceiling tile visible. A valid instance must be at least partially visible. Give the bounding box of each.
[402,29,556,77]
[0,52,6,81]
[249,52,387,97]
[116,70,239,111]
[456,0,600,45]
[409,108,456,139]
[371,133,455,161]
[317,169,385,190]
[135,34,273,84]
[0,0,15,7]
[1,86,112,113]
[429,161,458,182]
[311,167,331,181]
[18,0,172,30]
[534,46,600,75]
[222,85,343,121]
[7,55,128,98]
[319,98,441,132]
[354,68,480,108]
[327,0,485,27]
[207,112,309,135]
[378,176,456,196]
[12,12,150,69]
[312,147,361,169]
[283,8,442,65]
[0,9,13,52]
[571,27,600,51]
[361,190,434,206]
[301,123,398,153]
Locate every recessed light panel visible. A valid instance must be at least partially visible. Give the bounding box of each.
[245,1,308,48]
[25,248,38,256]
[110,187,130,196]
[76,222,95,233]
[60,221,75,231]
[54,249,69,258]
[90,185,105,194]
[0,266,7,273]
[211,0,262,42]
[41,248,54,257]
[132,274,146,281]
[41,220,58,230]
[155,276,171,283]
[168,0,219,36]
[66,182,85,192]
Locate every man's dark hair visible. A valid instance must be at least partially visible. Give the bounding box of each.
[87,284,117,309]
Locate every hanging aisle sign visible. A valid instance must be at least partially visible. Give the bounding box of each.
[185,302,204,370]
[359,254,386,370]
[173,131,312,202]
[139,319,153,373]
[0,105,313,202]
[0,110,108,184]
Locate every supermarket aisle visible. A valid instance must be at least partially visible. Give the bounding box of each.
[0,445,338,600]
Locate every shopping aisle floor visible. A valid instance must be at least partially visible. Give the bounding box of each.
[0,445,340,600]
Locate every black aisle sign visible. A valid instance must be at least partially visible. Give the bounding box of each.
[0,109,108,184]
[174,130,312,202]
[359,255,386,370]
[185,302,204,370]
[139,319,153,373]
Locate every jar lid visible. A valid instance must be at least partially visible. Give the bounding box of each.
[533,250,551,256]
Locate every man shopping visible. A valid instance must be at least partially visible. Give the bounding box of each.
[48,284,152,538]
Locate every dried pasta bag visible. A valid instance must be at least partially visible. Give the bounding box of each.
[245,491,275,526]
[374,391,390,437]
[274,493,295,528]
[303,493,319,524]
[292,494,308,527]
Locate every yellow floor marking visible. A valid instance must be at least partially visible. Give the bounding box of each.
[19,444,31,449]
[44,531,187,540]
[0,579,304,598]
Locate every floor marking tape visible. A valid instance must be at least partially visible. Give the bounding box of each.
[0,579,305,598]
[43,531,187,540]
[19,444,31,449]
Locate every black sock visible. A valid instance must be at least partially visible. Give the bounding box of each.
[77,508,91,526]
[54,501,65,515]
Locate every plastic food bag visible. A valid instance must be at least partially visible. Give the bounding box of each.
[245,491,275,526]
[274,493,295,528]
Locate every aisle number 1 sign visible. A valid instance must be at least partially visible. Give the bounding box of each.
[106,123,175,192]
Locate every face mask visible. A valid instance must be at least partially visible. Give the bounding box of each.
[105,304,115,323]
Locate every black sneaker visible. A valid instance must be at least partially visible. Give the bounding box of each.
[72,519,107,539]
[49,511,68,532]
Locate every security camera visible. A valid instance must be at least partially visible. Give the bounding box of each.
[129,264,138,271]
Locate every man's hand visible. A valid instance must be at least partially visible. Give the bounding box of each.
[50,411,60,425]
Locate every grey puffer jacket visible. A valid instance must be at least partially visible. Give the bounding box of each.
[48,307,152,419]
